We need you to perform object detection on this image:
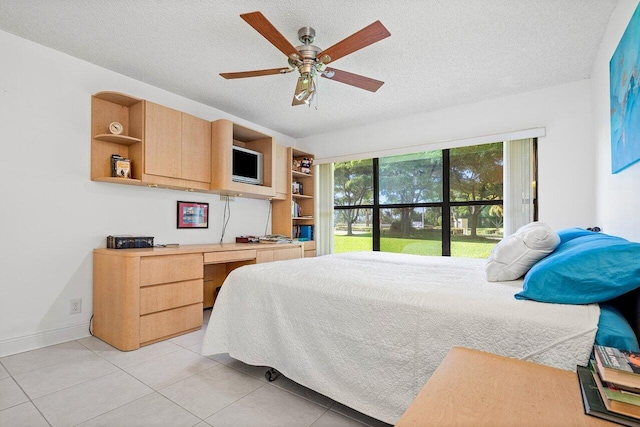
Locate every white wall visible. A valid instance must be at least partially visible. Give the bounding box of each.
[5,2,631,355]
[592,0,640,242]
[0,30,295,357]
[298,80,596,231]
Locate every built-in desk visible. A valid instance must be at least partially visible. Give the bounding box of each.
[93,242,304,351]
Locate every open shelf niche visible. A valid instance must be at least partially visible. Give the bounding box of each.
[91,92,144,184]
[210,119,276,199]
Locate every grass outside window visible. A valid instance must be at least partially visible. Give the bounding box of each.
[334,232,498,258]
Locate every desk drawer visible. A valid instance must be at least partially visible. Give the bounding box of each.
[140,254,202,286]
[273,247,303,261]
[256,250,274,264]
[204,249,256,264]
[140,279,203,315]
[139,303,203,344]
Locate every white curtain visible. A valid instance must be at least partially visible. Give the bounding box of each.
[315,163,334,256]
[503,138,535,236]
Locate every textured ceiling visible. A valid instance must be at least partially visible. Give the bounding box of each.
[0,0,619,139]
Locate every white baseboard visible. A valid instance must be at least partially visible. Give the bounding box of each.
[0,322,91,358]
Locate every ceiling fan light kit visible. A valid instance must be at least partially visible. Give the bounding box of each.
[220,11,390,107]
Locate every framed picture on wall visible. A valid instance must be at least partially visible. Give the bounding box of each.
[177,201,209,229]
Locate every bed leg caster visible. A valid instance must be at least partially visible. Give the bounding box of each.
[265,368,280,382]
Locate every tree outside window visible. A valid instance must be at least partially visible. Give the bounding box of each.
[333,159,373,236]
[334,142,508,258]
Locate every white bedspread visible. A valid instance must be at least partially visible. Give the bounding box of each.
[201,252,599,424]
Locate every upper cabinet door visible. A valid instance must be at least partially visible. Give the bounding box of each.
[275,144,289,198]
[145,102,182,179]
[181,113,211,183]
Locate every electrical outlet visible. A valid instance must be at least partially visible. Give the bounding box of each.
[220,195,235,202]
[70,298,82,315]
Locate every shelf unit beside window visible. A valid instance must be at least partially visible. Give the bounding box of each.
[273,148,316,257]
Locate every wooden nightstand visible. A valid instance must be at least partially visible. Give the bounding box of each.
[396,347,614,426]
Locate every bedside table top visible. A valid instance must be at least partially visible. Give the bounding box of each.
[396,347,613,427]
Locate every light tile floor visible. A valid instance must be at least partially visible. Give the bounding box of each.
[0,309,392,427]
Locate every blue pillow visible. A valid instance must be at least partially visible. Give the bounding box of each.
[557,227,595,245]
[515,233,640,304]
[596,304,640,352]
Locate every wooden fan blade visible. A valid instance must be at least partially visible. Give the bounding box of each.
[318,20,390,64]
[220,68,290,79]
[321,67,384,92]
[240,11,298,57]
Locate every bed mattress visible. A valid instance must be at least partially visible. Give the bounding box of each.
[201,251,599,424]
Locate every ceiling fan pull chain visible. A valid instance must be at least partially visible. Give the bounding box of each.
[314,76,319,110]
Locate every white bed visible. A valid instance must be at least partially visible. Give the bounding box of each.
[201,251,599,424]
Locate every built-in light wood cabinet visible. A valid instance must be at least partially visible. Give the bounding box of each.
[91,92,144,185]
[93,243,304,350]
[91,92,277,198]
[256,247,305,263]
[181,113,211,183]
[91,92,212,191]
[143,102,211,190]
[144,101,182,179]
[93,251,204,351]
[272,147,316,257]
[210,119,276,199]
[274,144,289,200]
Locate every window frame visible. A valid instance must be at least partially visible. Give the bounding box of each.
[333,143,536,256]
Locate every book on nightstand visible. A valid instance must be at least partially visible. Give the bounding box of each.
[594,345,640,391]
[577,365,640,426]
[592,365,640,419]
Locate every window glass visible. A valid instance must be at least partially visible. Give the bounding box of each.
[334,159,374,206]
[450,143,503,202]
[379,152,442,204]
[380,207,442,256]
[334,208,373,253]
[450,205,503,258]
[332,141,509,259]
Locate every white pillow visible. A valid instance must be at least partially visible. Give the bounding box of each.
[485,221,560,282]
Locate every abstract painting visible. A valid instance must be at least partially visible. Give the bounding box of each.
[610,3,640,173]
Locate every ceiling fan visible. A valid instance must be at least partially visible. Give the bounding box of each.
[220,12,391,106]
